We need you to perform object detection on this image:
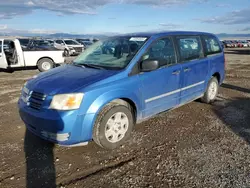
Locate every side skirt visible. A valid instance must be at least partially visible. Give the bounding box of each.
[136,94,204,124]
[59,142,89,147]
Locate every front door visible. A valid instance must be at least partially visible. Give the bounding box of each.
[175,36,209,104]
[0,40,8,69]
[139,37,182,118]
[54,40,65,50]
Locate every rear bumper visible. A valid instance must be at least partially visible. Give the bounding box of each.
[18,99,94,145]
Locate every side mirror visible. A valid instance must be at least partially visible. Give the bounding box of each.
[141,59,159,72]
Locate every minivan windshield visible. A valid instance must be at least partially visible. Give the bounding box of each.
[73,36,148,70]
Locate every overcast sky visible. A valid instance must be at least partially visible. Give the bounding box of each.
[0,0,250,35]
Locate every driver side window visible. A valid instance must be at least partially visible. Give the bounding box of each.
[143,37,176,67]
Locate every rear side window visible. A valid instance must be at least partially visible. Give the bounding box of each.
[144,37,176,67]
[0,41,2,53]
[19,39,30,46]
[176,36,203,61]
[4,40,11,45]
[203,35,222,55]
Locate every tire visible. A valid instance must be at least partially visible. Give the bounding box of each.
[201,77,219,104]
[37,58,54,72]
[64,49,69,57]
[93,102,134,149]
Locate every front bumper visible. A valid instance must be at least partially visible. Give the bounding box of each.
[69,49,76,55]
[18,99,94,145]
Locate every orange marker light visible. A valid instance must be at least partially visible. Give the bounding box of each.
[66,96,77,107]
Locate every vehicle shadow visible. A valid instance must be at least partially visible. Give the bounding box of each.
[221,83,250,94]
[0,67,37,73]
[24,130,56,188]
[224,48,250,55]
[213,97,250,144]
[0,68,14,73]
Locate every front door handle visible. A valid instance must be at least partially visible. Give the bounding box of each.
[184,68,191,72]
[172,70,180,75]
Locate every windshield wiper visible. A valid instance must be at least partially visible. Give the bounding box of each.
[73,63,105,70]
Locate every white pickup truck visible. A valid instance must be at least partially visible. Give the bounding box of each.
[0,38,65,72]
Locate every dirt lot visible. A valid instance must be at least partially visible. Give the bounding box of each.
[0,48,250,188]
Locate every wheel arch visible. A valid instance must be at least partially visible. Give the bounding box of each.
[111,98,137,123]
[85,90,141,124]
[89,96,139,121]
[212,72,221,83]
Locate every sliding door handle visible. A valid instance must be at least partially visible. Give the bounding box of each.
[184,68,191,72]
[172,70,180,75]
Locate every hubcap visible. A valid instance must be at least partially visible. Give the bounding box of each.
[208,81,217,100]
[104,112,129,143]
[42,62,51,70]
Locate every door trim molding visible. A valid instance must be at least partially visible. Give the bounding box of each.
[145,80,205,103]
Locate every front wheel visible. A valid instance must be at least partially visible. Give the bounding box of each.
[64,49,70,57]
[201,77,219,104]
[93,103,134,149]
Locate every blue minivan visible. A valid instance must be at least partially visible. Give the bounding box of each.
[18,31,225,149]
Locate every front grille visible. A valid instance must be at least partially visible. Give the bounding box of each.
[73,47,83,53]
[29,91,46,110]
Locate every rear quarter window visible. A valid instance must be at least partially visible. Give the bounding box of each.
[202,35,222,56]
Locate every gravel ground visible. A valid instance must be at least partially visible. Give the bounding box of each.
[0,48,250,188]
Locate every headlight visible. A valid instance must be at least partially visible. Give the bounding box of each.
[24,75,38,86]
[49,93,84,110]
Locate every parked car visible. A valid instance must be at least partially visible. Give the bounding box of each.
[45,39,55,46]
[76,38,91,42]
[76,39,93,49]
[236,41,244,48]
[18,31,225,149]
[27,40,58,51]
[220,41,225,48]
[18,38,31,48]
[0,38,65,72]
[240,41,249,47]
[54,39,84,56]
[3,40,11,51]
[93,38,99,43]
[222,41,233,48]
[229,40,237,48]
[247,40,250,46]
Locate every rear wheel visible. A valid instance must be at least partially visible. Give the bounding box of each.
[93,102,134,149]
[201,77,219,104]
[37,58,54,72]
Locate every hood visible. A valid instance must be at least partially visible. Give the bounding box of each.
[27,65,119,95]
